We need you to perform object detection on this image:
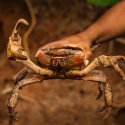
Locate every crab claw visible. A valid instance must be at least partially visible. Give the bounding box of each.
[11,19,29,40]
[7,19,29,60]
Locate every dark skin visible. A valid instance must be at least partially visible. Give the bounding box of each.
[42,1,125,64]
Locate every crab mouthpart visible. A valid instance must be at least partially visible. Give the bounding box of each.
[51,57,67,71]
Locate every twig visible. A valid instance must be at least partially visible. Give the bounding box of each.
[23,0,36,56]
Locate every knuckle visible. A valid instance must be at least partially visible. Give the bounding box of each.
[88,51,92,57]
[85,51,92,59]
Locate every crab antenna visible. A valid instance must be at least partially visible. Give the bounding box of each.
[11,19,29,39]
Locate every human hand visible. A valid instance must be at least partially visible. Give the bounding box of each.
[39,33,93,65]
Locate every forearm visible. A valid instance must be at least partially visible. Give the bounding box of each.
[80,1,125,45]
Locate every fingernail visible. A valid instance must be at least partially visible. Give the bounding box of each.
[85,60,89,66]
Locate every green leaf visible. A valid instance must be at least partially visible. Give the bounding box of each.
[87,0,119,7]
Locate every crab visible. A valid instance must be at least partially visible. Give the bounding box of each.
[7,19,125,125]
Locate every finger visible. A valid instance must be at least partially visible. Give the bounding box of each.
[40,41,64,49]
[83,47,92,65]
[84,60,90,66]
[41,40,83,50]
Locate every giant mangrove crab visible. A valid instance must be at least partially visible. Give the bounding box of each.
[7,19,125,124]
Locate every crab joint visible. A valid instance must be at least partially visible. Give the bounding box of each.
[67,57,102,76]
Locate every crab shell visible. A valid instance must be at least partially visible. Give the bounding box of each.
[35,47,85,71]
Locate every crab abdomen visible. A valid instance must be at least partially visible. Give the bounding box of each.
[35,48,84,71]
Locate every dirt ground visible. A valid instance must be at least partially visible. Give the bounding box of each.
[0,0,125,125]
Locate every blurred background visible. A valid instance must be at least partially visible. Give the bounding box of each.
[0,0,125,125]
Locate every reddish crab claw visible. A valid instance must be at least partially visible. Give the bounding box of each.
[7,19,124,125]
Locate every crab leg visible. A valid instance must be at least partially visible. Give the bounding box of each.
[8,70,112,125]
[109,56,125,80]
[67,57,102,76]
[8,76,43,125]
[69,55,125,80]
[96,82,103,100]
[13,67,28,84]
[83,70,113,119]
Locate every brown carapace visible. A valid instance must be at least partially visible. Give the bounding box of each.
[35,47,84,71]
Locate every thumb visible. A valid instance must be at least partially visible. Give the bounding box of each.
[83,48,92,66]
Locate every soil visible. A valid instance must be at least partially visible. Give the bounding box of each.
[0,0,125,125]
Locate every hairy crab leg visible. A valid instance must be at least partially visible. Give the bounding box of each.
[16,58,54,76]
[8,70,112,125]
[83,70,113,119]
[13,67,37,84]
[8,76,43,125]
[96,82,103,100]
[13,67,28,84]
[109,56,125,80]
[68,55,125,80]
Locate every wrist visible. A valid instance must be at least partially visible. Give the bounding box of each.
[79,23,102,45]
[77,32,93,47]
